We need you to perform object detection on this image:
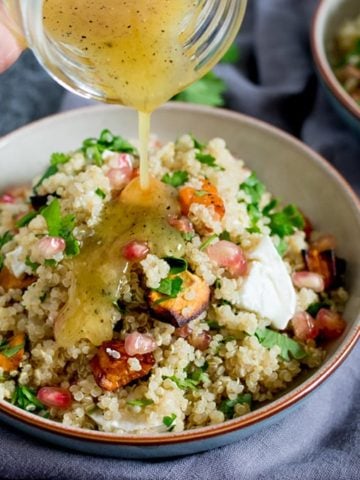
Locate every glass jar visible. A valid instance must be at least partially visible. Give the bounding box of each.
[1,0,247,110]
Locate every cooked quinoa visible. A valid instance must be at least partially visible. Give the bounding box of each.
[0,131,348,434]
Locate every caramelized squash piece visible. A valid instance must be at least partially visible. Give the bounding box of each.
[179,179,225,219]
[302,248,346,290]
[90,340,155,392]
[148,271,210,327]
[0,333,25,372]
[0,267,35,291]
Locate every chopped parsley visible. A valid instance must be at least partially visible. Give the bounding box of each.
[276,238,288,257]
[268,204,305,239]
[154,276,183,298]
[191,135,205,151]
[25,257,40,272]
[255,328,306,362]
[306,302,331,318]
[199,234,218,251]
[240,173,266,205]
[219,231,231,241]
[163,413,177,432]
[0,339,24,358]
[82,129,137,166]
[195,152,224,171]
[41,199,80,257]
[16,211,38,228]
[165,365,208,391]
[246,203,262,234]
[161,171,189,188]
[126,398,154,407]
[165,375,198,391]
[163,257,188,275]
[33,165,58,193]
[11,385,45,412]
[173,71,227,107]
[182,231,195,242]
[95,188,106,199]
[207,320,221,330]
[50,153,71,166]
[219,393,252,419]
[0,231,14,272]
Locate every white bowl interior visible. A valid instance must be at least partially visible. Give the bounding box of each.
[314,0,360,115]
[0,103,359,407]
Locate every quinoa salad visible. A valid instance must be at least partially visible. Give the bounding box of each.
[333,13,360,104]
[0,131,348,434]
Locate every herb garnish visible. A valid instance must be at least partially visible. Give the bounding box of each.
[126,398,154,407]
[154,276,183,298]
[11,385,45,412]
[199,234,218,251]
[82,129,137,166]
[219,393,252,419]
[268,204,305,239]
[161,171,189,188]
[163,257,188,275]
[255,328,306,361]
[41,199,80,256]
[240,173,266,205]
[163,413,177,432]
[95,188,106,199]
[306,302,331,318]
[25,257,40,273]
[0,231,14,271]
[33,153,70,193]
[0,339,24,358]
[16,211,38,228]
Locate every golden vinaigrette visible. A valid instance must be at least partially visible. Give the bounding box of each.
[43,0,200,189]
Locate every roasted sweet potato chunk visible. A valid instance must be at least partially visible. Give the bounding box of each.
[148,271,210,327]
[90,340,155,392]
[0,333,25,372]
[0,267,35,291]
[302,248,346,290]
[179,179,225,219]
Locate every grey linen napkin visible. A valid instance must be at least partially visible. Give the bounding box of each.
[0,0,359,478]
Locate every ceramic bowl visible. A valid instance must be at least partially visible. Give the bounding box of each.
[0,103,359,459]
[311,0,360,133]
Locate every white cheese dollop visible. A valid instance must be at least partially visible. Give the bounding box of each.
[237,236,296,329]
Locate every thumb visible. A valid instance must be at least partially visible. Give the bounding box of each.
[0,21,23,73]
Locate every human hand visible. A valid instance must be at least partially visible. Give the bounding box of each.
[0,19,22,73]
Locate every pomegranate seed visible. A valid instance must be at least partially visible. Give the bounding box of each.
[37,236,66,259]
[292,271,325,293]
[106,154,133,190]
[206,240,247,278]
[124,332,157,356]
[292,311,319,341]
[311,234,337,252]
[168,216,195,234]
[122,241,149,261]
[0,193,15,204]
[316,309,346,340]
[188,331,212,351]
[37,387,72,409]
[175,324,193,338]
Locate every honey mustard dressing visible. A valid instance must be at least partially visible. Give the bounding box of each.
[55,178,185,347]
[43,0,200,189]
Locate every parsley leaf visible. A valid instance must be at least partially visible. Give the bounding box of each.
[219,231,231,241]
[163,257,188,275]
[126,398,154,407]
[173,71,226,107]
[306,302,331,317]
[191,135,205,150]
[0,231,14,249]
[82,129,137,166]
[276,238,288,257]
[16,211,38,228]
[195,152,218,168]
[25,257,40,272]
[0,340,24,358]
[33,165,59,193]
[41,199,80,257]
[255,328,306,361]
[268,204,305,239]
[11,385,45,412]
[163,413,177,431]
[154,276,183,298]
[50,153,70,166]
[199,234,218,251]
[240,173,266,205]
[161,171,189,188]
[165,375,198,391]
[219,393,252,419]
[95,188,106,199]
